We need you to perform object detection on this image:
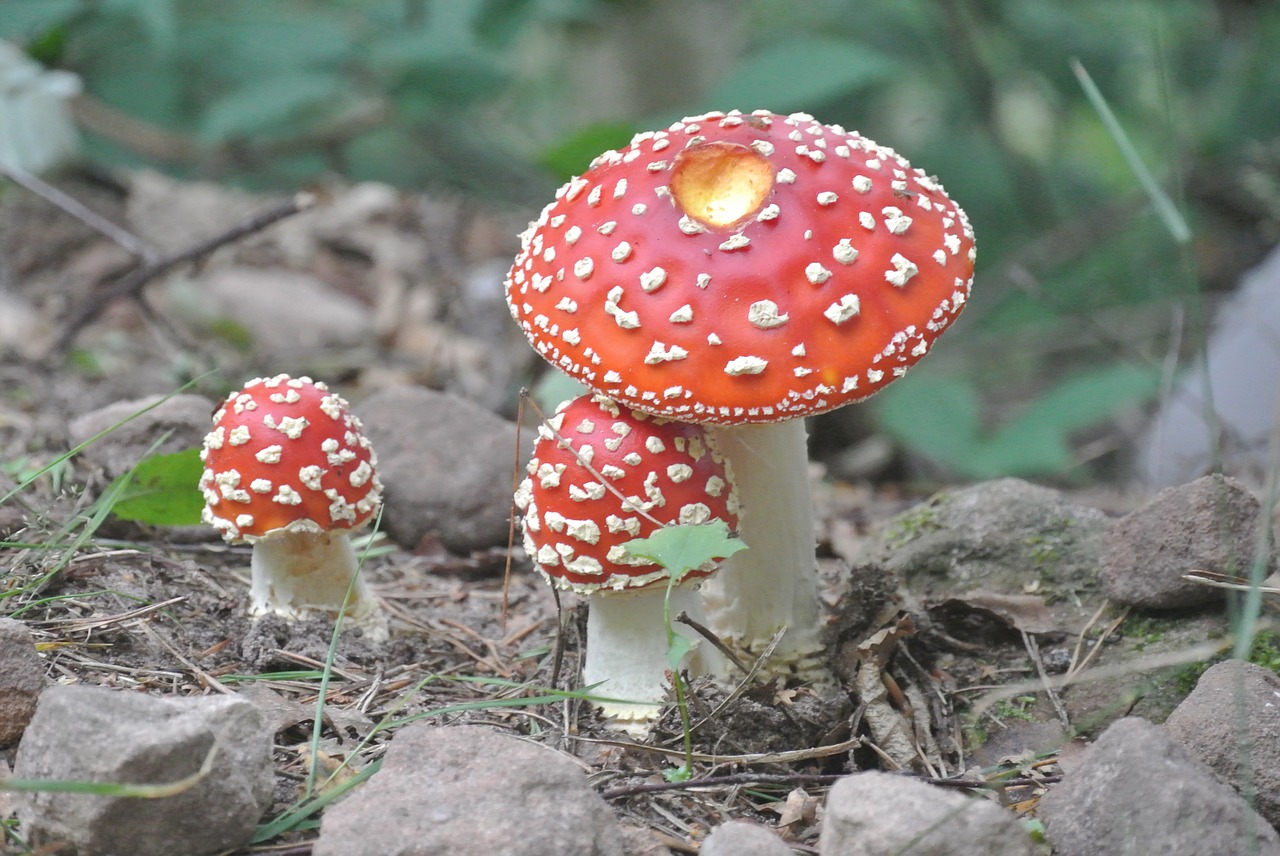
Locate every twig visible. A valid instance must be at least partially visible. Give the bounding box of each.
[970,632,1239,717]
[135,621,236,696]
[1021,629,1070,730]
[51,190,317,354]
[600,771,847,800]
[24,595,186,631]
[674,611,749,674]
[578,732,861,767]
[0,164,154,259]
[681,626,788,738]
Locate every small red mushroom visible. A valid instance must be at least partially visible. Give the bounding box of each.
[506,110,975,678]
[515,393,740,727]
[200,374,385,636]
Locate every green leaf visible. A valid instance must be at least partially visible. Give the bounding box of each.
[199,72,340,141]
[622,520,748,579]
[530,370,586,415]
[874,375,982,466]
[666,632,692,671]
[707,37,896,113]
[876,364,1160,479]
[662,764,694,783]
[538,121,637,181]
[0,0,82,42]
[109,448,205,526]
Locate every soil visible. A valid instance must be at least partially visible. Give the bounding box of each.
[0,169,1243,854]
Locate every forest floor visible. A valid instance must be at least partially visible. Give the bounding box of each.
[0,169,1248,854]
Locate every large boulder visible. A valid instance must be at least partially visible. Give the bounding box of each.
[1040,716,1280,856]
[313,723,626,856]
[14,685,274,856]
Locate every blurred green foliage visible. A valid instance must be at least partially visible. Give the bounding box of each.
[3,0,1278,481]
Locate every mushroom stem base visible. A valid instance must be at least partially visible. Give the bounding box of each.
[701,420,827,682]
[583,584,713,732]
[249,530,386,640]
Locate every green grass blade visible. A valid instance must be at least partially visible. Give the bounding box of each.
[1071,57,1191,244]
[0,743,216,798]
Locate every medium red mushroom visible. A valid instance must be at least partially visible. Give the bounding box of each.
[200,374,385,636]
[506,110,975,678]
[515,392,740,727]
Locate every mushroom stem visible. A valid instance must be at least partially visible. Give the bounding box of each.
[583,584,712,731]
[249,530,386,639]
[700,421,826,681]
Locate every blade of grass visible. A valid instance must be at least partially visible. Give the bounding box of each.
[1071,57,1191,245]
[0,372,214,509]
[0,742,216,798]
[250,758,381,844]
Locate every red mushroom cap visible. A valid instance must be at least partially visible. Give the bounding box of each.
[505,110,976,426]
[515,394,740,593]
[199,374,382,543]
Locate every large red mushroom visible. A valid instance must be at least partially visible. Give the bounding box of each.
[506,110,975,679]
[515,393,740,728]
[200,374,385,637]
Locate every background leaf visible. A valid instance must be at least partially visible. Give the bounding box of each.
[706,37,897,112]
[109,448,205,527]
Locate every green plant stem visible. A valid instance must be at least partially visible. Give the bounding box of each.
[663,573,694,778]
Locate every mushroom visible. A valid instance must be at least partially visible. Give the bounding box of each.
[514,392,740,727]
[200,374,386,637]
[505,110,975,680]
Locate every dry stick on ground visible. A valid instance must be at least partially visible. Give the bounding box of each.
[1021,629,1071,729]
[48,190,318,356]
[0,165,156,259]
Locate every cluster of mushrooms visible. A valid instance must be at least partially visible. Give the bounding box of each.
[198,109,975,732]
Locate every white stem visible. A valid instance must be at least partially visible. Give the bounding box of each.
[249,530,386,640]
[701,420,825,679]
[583,584,709,730]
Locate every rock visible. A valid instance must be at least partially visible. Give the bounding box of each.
[14,685,273,856]
[1100,475,1265,609]
[0,618,47,746]
[852,478,1108,599]
[1039,717,1280,856]
[313,722,626,856]
[1139,244,1280,485]
[701,820,792,855]
[1165,659,1280,827]
[818,770,1039,855]
[178,265,374,363]
[68,393,215,479]
[359,386,528,553]
[618,823,674,856]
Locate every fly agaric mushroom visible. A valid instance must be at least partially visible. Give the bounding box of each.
[514,392,740,727]
[505,110,975,679]
[200,374,386,636]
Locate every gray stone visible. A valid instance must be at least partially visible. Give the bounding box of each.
[852,478,1108,598]
[0,618,46,746]
[701,820,793,855]
[1139,244,1280,486]
[359,386,527,552]
[68,393,215,479]
[1165,659,1280,828]
[1039,717,1280,856]
[819,770,1038,855]
[313,723,626,856]
[181,265,374,363]
[14,685,273,856]
[1100,475,1265,609]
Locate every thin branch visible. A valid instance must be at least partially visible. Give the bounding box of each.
[1,164,154,259]
[674,610,749,675]
[50,190,318,355]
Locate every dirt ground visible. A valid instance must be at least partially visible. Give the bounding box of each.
[0,169,1240,854]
